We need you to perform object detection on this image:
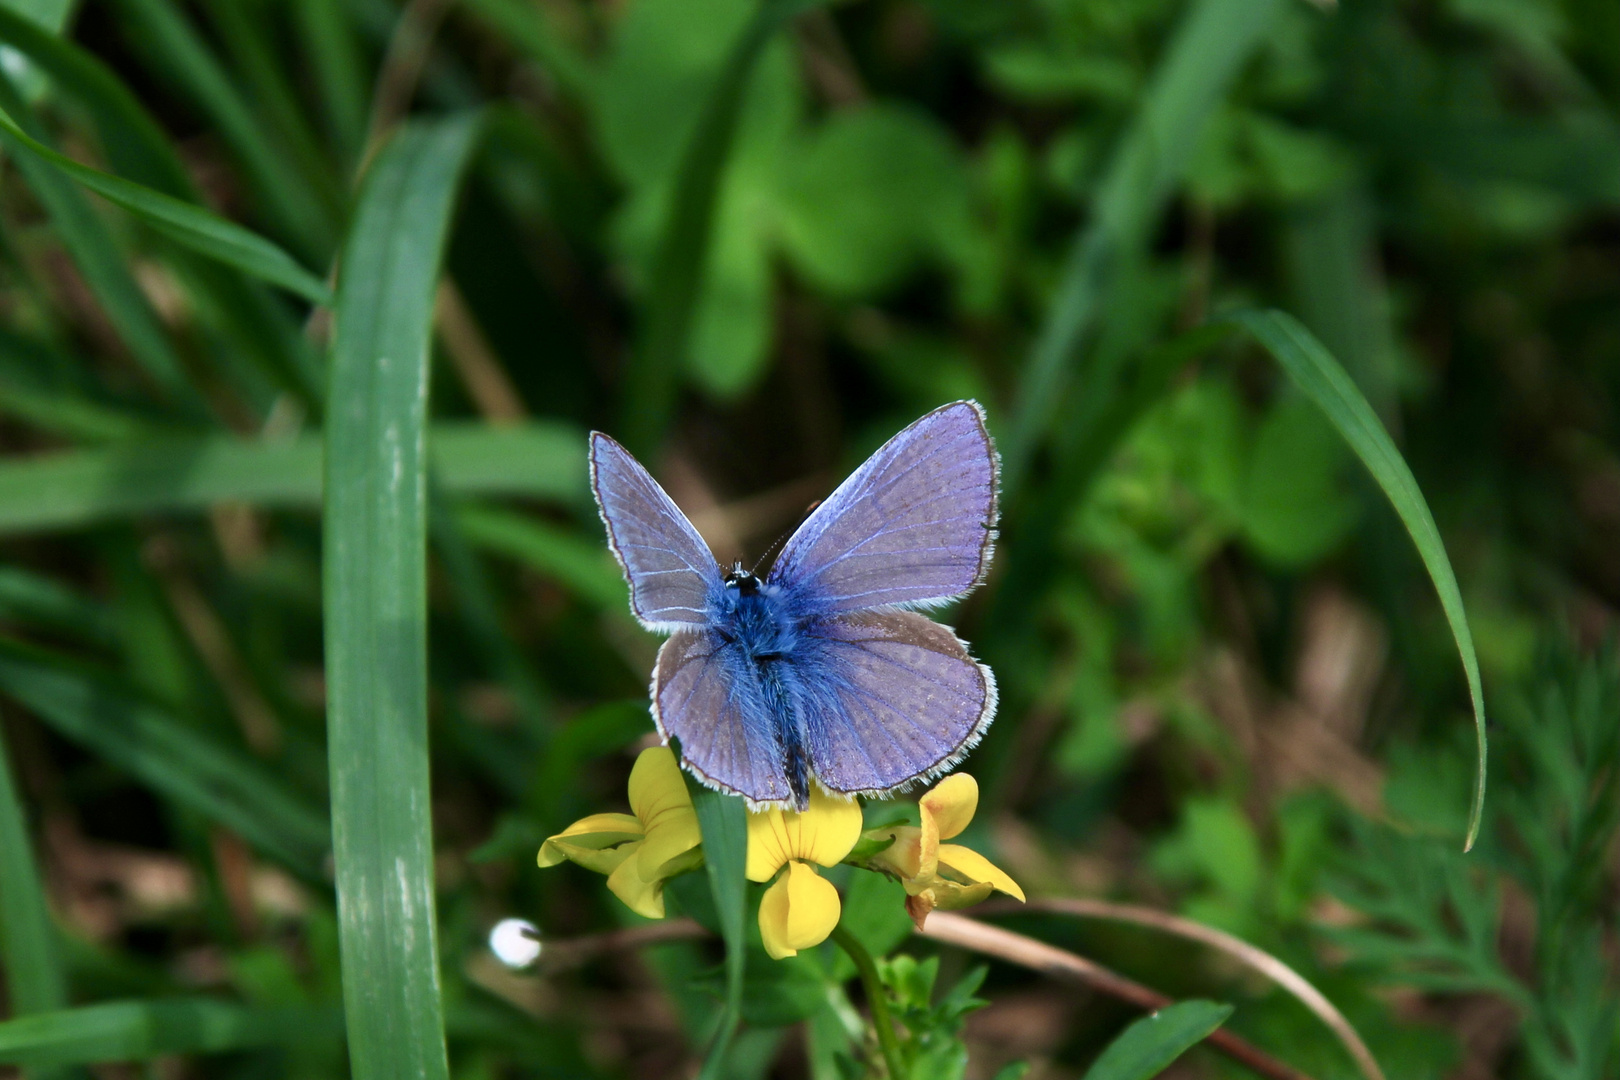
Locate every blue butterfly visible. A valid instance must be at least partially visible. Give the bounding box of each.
[590,401,999,810]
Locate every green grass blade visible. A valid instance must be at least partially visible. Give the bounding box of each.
[0,97,331,305]
[0,421,585,535]
[0,74,193,404]
[2,0,71,33]
[430,496,553,738]
[0,724,69,1017]
[322,113,481,1080]
[293,0,368,165]
[459,0,596,100]
[619,0,821,454]
[108,0,335,259]
[0,640,331,878]
[1080,1001,1234,1080]
[0,5,191,196]
[683,779,749,1080]
[0,565,118,646]
[455,503,627,612]
[0,999,338,1066]
[0,6,326,401]
[1229,309,1488,849]
[1002,0,1284,490]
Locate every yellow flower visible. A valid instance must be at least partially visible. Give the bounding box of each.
[538,746,702,918]
[864,773,1024,928]
[746,788,863,959]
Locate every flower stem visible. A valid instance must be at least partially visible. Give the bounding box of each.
[830,923,907,1080]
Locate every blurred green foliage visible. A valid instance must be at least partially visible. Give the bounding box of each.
[0,0,1614,1076]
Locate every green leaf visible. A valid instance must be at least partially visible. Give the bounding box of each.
[460,0,596,100]
[1228,309,1489,849]
[0,421,585,535]
[683,775,749,1079]
[1240,396,1359,567]
[322,113,480,1080]
[0,723,68,1029]
[618,0,820,451]
[1003,0,1286,490]
[777,103,972,297]
[0,4,326,400]
[0,999,338,1066]
[1080,1000,1233,1080]
[107,0,336,259]
[455,503,628,611]
[0,96,331,305]
[0,73,194,405]
[0,639,331,878]
[293,0,368,165]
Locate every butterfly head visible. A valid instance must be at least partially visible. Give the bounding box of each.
[724,564,761,596]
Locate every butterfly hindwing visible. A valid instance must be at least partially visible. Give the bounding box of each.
[651,629,793,805]
[797,610,995,796]
[767,401,998,614]
[590,433,722,630]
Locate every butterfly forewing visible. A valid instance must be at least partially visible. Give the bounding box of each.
[767,401,998,613]
[590,433,722,630]
[796,611,994,795]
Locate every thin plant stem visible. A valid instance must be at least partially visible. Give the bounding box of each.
[830,924,907,1080]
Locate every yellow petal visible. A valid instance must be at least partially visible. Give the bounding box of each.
[606,844,666,919]
[538,813,644,869]
[927,879,995,911]
[920,773,978,841]
[865,826,929,891]
[746,787,863,881]
[757,860,842,959]
[937,843,1025,901]
[628,747,694,827]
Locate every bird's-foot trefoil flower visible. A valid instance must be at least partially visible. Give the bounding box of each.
[746,787,863,958]
[859,773,1024,928]
[538,746,702,918]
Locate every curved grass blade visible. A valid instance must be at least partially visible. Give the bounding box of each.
[0,421,585,535]
[0,6,326,401]
[0,74,194,405]
[1002,0,1284,491]
[619,0,822,454]
[0,640,331,878]
[323,113,481,1080]
[1227,309,1489,849]
[682,776,749,1080]
[0,98,331,305]
[107,0,336,259]
[1081,1001,1234,1080]
[0,1000,338,1066]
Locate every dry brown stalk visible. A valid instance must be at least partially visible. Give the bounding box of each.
[983,898,1386,1080]
[918,912,1316,1080]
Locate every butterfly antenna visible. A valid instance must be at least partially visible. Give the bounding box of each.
[749,497,823,576]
